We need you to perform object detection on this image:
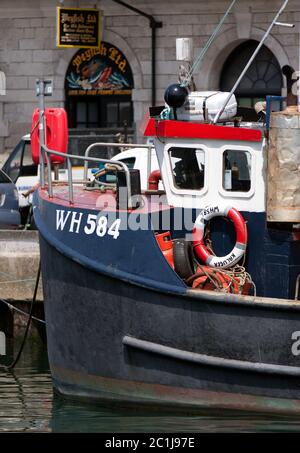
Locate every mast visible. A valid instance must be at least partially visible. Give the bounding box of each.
[213,0,290,124]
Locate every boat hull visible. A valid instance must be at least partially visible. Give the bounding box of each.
[39,234,300,414]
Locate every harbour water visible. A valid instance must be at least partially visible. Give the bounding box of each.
[1,338,300,433]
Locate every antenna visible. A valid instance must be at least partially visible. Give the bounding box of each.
[213,0,290,124]
[182,0,237,88]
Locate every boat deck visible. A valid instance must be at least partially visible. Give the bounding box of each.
[38,184,170,213]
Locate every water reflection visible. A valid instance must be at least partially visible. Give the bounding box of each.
[2,339,300,432]
[0,339,52,432]
[50,397,300,433]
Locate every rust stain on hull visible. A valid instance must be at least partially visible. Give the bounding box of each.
[52,365,300,416]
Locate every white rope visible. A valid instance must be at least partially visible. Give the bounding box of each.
[0,297,45,324]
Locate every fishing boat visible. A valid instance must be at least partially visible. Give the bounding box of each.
[32,0,300,414]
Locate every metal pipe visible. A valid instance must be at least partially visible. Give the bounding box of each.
[184,0,237,87]
[44,152,53,198]
[147,145,152,189]
[38,80,45,188]
[111,0,162,106]
[213,0,289,124]
[67,157,74,204]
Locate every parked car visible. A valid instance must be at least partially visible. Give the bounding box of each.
[0,169,20,229]
[1,134,36,224]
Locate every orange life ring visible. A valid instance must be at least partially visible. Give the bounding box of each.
[192,206,247,269]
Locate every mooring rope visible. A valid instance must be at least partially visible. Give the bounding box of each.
[0,297,45,324]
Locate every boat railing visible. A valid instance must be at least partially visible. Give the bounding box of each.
[83,141,154,182]
[40,143,135,208]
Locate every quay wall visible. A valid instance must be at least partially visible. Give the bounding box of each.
[0,230,43,338]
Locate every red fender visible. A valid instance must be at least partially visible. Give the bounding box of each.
[31,108,68,165]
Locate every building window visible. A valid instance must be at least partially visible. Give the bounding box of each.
[223,150,251,192]
[220,40,283,120]
[65,42,134,129]
[169,147,205,190]
[67,96,133,129]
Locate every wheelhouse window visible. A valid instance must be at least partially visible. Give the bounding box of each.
[169,147,205,190]
[223,150,251,192]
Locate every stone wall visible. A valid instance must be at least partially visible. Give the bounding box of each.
[0,0,299,163]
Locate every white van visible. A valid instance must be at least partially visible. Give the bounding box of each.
[111,146,161,190]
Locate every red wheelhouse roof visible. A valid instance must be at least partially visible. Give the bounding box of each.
[143,118,262,142]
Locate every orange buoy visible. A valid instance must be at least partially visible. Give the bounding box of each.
[155,231,174,269]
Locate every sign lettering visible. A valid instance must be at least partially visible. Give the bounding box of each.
[57,7,101,49]
[65,42,133,97]
[56,209,121,240]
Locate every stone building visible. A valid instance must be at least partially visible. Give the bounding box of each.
[0,0,299,162]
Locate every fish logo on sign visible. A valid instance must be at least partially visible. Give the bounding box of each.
[0,331,6,356]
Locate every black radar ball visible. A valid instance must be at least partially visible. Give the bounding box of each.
[164,83,188,109]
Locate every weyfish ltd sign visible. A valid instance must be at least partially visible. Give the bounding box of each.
[57,7,101,49]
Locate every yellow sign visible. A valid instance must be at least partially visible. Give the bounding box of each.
[57,7,101,49]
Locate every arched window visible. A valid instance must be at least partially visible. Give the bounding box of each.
[65,42,134,129]
[220,40,283,119]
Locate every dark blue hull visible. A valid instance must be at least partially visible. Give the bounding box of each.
[38,233,300,414]
[34,190,300,414]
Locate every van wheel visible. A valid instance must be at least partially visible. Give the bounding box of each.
[173,239,195,280]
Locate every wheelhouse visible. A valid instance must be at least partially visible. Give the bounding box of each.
[144,119,265,213]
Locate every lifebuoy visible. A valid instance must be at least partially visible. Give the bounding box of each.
[192,206,247,269]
